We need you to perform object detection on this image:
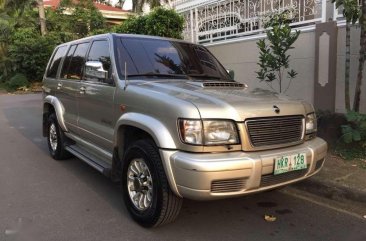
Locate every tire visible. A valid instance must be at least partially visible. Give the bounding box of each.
[46,113,71,160]
[122,139,182,227]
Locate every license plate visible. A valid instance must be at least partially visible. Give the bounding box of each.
[274,153,307,175]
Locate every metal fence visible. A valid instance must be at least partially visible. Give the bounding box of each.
[173,0,326,44]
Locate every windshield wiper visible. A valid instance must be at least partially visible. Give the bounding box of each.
[127,73,188,79]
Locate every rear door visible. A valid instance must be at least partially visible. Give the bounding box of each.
[77,39,116,157]
[43,45,68,96]
[57,42,90,135]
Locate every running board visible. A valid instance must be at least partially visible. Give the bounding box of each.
[65,145,111,177]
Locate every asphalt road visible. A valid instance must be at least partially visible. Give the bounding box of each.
[0,93,365,241]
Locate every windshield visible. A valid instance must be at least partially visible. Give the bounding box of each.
[114,36,232,81]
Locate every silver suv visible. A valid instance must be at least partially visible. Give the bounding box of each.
[42,33,327,227]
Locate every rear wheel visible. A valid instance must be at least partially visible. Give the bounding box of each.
[46,113,71,160]
[122,139,182,227]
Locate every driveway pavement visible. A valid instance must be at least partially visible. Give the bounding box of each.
[0,94,365,241]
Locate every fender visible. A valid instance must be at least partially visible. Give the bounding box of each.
[114,112,177,149]
[44,95,68,132]
[114,112,181,196]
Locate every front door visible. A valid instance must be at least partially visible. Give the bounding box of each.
[77,39,116,160]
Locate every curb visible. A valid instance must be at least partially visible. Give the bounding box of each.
[292,178,366,204]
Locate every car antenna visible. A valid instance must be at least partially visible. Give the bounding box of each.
[124,61,128,90]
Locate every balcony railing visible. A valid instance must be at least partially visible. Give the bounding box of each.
[173,0,326,44]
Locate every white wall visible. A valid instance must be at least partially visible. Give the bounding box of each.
[207,26,366,113]
[207,30,316,105]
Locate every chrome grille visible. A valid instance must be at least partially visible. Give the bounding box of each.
[246,115,304,147]
[211,178,247,193]
[260,166,309,187]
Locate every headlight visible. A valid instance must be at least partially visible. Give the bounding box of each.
[305,113,317,134]
[178,119,203,145]
[179,119,239,145]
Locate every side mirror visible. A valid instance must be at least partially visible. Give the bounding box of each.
[85,61,111,84]
[226,69,235,79]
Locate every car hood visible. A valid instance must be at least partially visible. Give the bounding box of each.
[133,80,310,121]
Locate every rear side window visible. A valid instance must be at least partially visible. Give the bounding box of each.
[60,45,77,79]
[62,42,89,80]
[46,46,67,78]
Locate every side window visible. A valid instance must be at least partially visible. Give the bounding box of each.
[85,40,112,83]
[60,45,77,79]
[63,42,89,80]
[46,46,67,78]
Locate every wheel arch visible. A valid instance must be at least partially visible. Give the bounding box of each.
[114,113,177,151]
[113,113,180,197]
[43,95,67,136]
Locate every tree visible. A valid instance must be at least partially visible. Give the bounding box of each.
[132,0,161,13]
[333,0,360,111]
[256,10,300,93]
[37,0,46,36]
[355,0,366,112]
[113,7,184,39]
[58,0,106,38]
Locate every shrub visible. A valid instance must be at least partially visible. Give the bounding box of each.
[341,111,366,146]
[113,7,184,39]
[5,73,29,92]
[256,10,300,93]
[9,27,62,82]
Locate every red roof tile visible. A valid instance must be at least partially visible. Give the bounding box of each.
[43,0,127,12]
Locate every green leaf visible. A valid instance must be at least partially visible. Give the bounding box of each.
[352,130,361,141]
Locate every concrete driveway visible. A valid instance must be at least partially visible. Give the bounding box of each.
[0,94,365,241]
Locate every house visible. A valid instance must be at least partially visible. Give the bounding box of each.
[171,0,365,113]
[43,0,133,25]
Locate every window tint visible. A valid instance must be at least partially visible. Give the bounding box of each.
[115,37,231,81]
[64,42,89,80]
[60,45,77,79]
[85,40,111,83]
[46,46,67,78]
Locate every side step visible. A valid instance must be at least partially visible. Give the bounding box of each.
[65,145,112,177]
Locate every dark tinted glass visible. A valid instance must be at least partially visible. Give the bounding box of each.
[46,46,67,78]
[87,40,111,71]
[64,42,89,80]
[115,37,231,80]
[60,45,77,79]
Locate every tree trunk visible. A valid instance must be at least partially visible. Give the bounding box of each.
[354,0,366,112]
[37,0,47,36]
[345,21,351,111]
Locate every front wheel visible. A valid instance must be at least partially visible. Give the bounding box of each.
[122,140,182,227]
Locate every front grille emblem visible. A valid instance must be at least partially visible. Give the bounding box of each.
[273,105,280,114]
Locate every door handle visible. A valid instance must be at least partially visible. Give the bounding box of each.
[79,86,86,94]
[57,83,63,90]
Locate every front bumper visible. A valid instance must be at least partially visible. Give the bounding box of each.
[160,137,327,200]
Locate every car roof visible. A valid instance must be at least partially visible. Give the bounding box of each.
[55,33,193,49]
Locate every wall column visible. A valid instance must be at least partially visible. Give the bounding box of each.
[314,21,338,112]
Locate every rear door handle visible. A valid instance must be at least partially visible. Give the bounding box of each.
[57,83,63,90]
[79,86,86,94]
